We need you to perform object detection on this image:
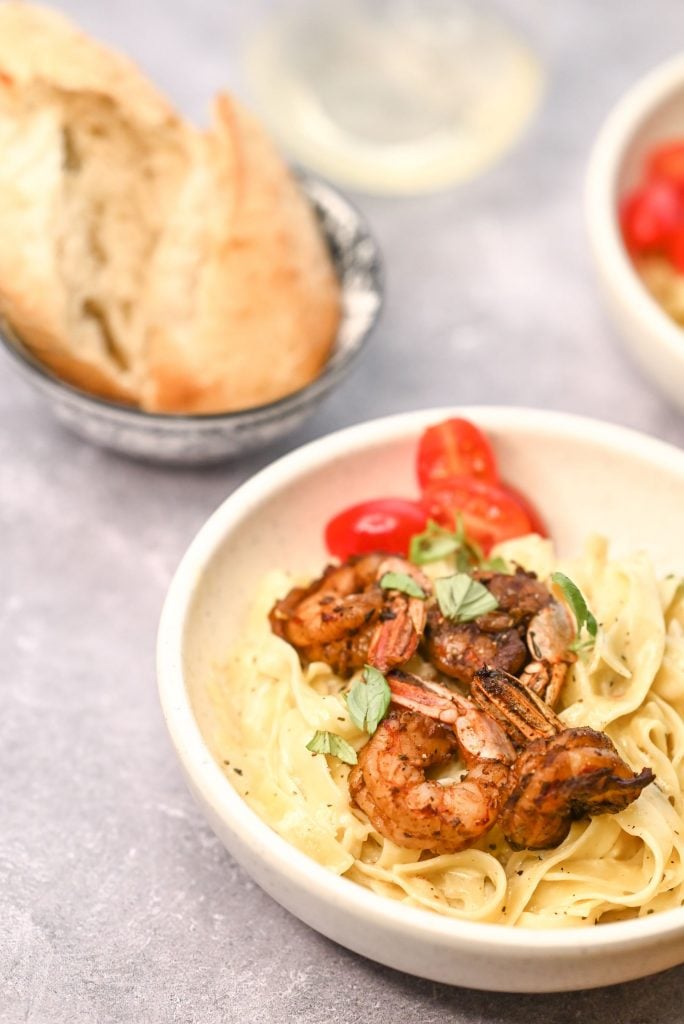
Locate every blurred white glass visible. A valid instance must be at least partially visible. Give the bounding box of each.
[245,0,544,195]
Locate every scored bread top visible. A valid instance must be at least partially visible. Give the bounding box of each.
[143,94,341,414]
[0,3,340,412]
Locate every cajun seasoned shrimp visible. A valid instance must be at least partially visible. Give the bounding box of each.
[519,600,577,708]
[386,670,516,763]
[424,568,549,685]
[366,557,431,673]
[269,555,430,677]
[425,608,527,685]
[269,555,383,676]
[271,555,383,646]
[471,667,655,850]
[469,666,561,747]
[476,568,553,624]
[424,568,576,707]
[500,729,655,850]
[349,670,515,854]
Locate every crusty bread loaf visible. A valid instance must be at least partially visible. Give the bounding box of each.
[0,3,340,412]
[143,94,342,413]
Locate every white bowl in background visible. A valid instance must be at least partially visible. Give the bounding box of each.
[586,54,684,412]
[157,407,684,993]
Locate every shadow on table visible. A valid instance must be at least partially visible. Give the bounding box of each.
[328,937,684,1024]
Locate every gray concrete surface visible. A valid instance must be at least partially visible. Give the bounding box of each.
[3,2,684,1021]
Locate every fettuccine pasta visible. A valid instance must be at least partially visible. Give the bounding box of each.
[207,535,684,928]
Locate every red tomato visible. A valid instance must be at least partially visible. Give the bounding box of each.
[666,226,684,272]
[416,418,499,490]
[422,477,533,553]
[499,480,548,538]
[324,498,429,560]
[648,140,684,190]
[620,140,684,271]
[619,179,683,253]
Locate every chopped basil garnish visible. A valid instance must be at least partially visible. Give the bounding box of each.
[346,665,391,735]
[409,517,508,574]
[480,555,511,574]
[306,730,358,765]
[409,519,464,565]
[379,571,426,599]
[551,572,598,650]
[435,573,498,622]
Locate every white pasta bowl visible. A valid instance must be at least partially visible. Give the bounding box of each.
[586,53,684,412]
[157,406,684,992]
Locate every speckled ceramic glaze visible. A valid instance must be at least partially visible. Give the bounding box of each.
[0,172,383,464]
[158,407,684,993]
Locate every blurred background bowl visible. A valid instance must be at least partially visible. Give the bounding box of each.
[0,171,383,465]
[586,53,684,413]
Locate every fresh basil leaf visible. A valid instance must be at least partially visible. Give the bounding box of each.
[454,546,477,572]
[362,665,392,733]
[345,665,391,735]
[551,572,598,639]
[379,571,426,599]
[409,520,461,564]
[345,684,368,733]
[480,555,511,573]
[435,573,498,622]
[306,730,358,765]
[452,513,467,544]
[409,518,481,571]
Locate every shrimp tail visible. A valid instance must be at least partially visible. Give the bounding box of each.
[470,666,562,747]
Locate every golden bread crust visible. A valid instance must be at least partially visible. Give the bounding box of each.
[142,95,340,413]
[0,6,341,414]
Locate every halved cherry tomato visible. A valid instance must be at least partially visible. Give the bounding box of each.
[666,225,684,273]
[416,418,499,490]
[648,140,684,191]
[499,479,548,538]
[325,498,428,560]
[422,476,533,553]
[619,179,683,254]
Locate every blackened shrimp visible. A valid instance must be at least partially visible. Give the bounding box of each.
[425,568,550,685]
[471,668,655,850]
[349,671,515,854]
[351,667,654,855]
[366,558,430,673]
[519,599,576,708]
[425,568,575,706]
[501,729,655,850]
[269,555,430,677]
[477,568,553,624]
[425,608,528,685]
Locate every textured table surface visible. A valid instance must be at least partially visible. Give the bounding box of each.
[4,2,684,1022]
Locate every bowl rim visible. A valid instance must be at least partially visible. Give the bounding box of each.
[0,169,383,424]
[585,51,684,365]
[157,406,684,955]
